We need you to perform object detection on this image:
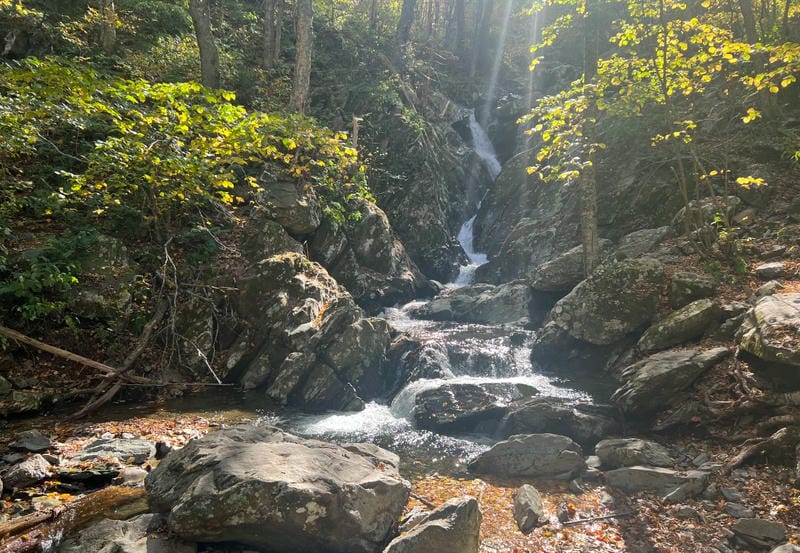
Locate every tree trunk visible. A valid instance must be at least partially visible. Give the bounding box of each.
[264,0,276,69]
[738,0,758,42]
[581,0,600,276]
[470,0,493,78]
[782,0,792,38]
[99,0,116,53]
[188,0,221,88]
[273,0,284,65]
[396,0,416,47]
[290,0,313,114]
[369,0,378,29]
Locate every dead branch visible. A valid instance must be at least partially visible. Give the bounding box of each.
[0,486,146,550]
[722,427,791,474]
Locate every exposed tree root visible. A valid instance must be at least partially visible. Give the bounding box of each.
[722,427,792,474]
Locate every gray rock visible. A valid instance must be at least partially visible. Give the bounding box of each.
[595,438,674,469]
[732,518,786,546]
[612,347,730,415]
[721,488,743,502]
[614,227,673,260]
[468,433,586,480]
[637,299,721,352]
[604,466,708,499]
[738,294,800,367]
[57,513,196,553]
[420,281,534,326]
[770,544,800,553]
[413,383,513,433]
[383,496,481,553]
[73,438,156,465]
[11,430,51,453]
[4,454,50,488]
[528,241,612,292]
[671,196,742,235]
[725,503,755,518]
[755,262,787,280]
[240,208,303,263]
[146,426,408,553]
[669,271,717,308]
[513,484,546,533]
[756,280,785,297]
[259,179,321,236]
[0,375,11,397]
[499,397,618,447]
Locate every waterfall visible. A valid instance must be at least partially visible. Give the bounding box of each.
[451,112,502,287]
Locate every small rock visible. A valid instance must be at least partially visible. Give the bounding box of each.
[73,438,156,465]
[732,518,786,545]
[721,488,743,502]
[468,433,586,480]
[673,505,701,520]
[761,245,787,260]
[2,453,27,465]
[755,262,786,280]
[600,491,615,507]
[692,453,709,466]
[121,432,136,440]
[4,454,51,488]
[41,454,60,466]
[57,460,122,486]
[100,432,116,440]
[725,503,755,518]
[11,430,51,453]
[756,280,784,297]
[513,484,546,533]
[115,466,149,486]
[770,544,800,553]
[595,438,674,469]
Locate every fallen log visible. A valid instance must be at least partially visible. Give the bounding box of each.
[0,486,147,551]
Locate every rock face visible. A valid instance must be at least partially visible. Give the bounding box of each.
[415,282,535,326]
[528,241,612,293]
[671,195,742,234]
[258,179,321,237]
[383,497,481,553]
[228,253,392,410]
[512,485,546,533]
[668,271,716,308]
[498,397,618,447]
[612,347,730,415]
[595,438,674,469]
[637,299,721,353]
[413,383,520,433]
[531,258,664,371]
[146,426,409,553]
[468,433,585,479]
[57,514,196,553]
[738,294,800,368]
[604,466,708,499]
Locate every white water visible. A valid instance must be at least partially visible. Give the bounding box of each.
[451,113,502,287]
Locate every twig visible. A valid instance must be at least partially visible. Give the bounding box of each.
[409,491,436,509]
[561,511,636,527]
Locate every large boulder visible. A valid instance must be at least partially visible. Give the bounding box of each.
[229,253,392,409]
[531,258,665,371]
[258,179,321,236]
[241,208,303,263]
[468,433,585,479]
[528,241,613,293]
[382,496,481,553]
[668,271,717,308]
[636,299,721,353]
[613,227,673,260]
[498,397,619,447]
[738,294,800,368]
[612,347,730,415]
[309,201,430,311]
[604,466,709,499]
[146,426,409,553]
[416,282,535,326]
[57,514,195,553]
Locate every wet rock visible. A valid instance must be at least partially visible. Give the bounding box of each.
[324,317,391,399]
[604,466,708,499]
[613,227,673,260]
[637,299,721,352]
[732,518,786,548]
[419,282,534,326]
[528,241,612,293]
[258,179,321,236]
[595,438,674,469]
[383,496,481,553]
[4,454,50,488]
[414,383,513,433]
[468,433,585,480]
[668,271,717,308]
[755,262,787,280]
[146,425,408,553]
[72,438,156,465]
[11,430,51,453]
[513,484,545,533]
[738,294,800,368]
[57,513,196,553]
[612,347,730,415]
[499,397,619,447]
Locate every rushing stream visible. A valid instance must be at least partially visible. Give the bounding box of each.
[267,115,605,476]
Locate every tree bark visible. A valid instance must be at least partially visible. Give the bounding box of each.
[396,0,416,47]
[738,0,758,42]
[290,0,313,114]
[273,0,284,65]
[369,0,378,29]
[264,0,277,69]
[580,0,600,276]
[99,0,117,54]
[188,0,221,88]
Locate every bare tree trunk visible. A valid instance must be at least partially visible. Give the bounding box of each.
[738,0,758,41]
[264,0,276,69]
[290,0,313,114]
[188,0,221,88]
[369,0,378,29]
[396,0,416,46]
[273,0,284,65]
[99,0,117,53]
[782,0,792,37]
[581,0,600,275]
[470,0,492,78]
